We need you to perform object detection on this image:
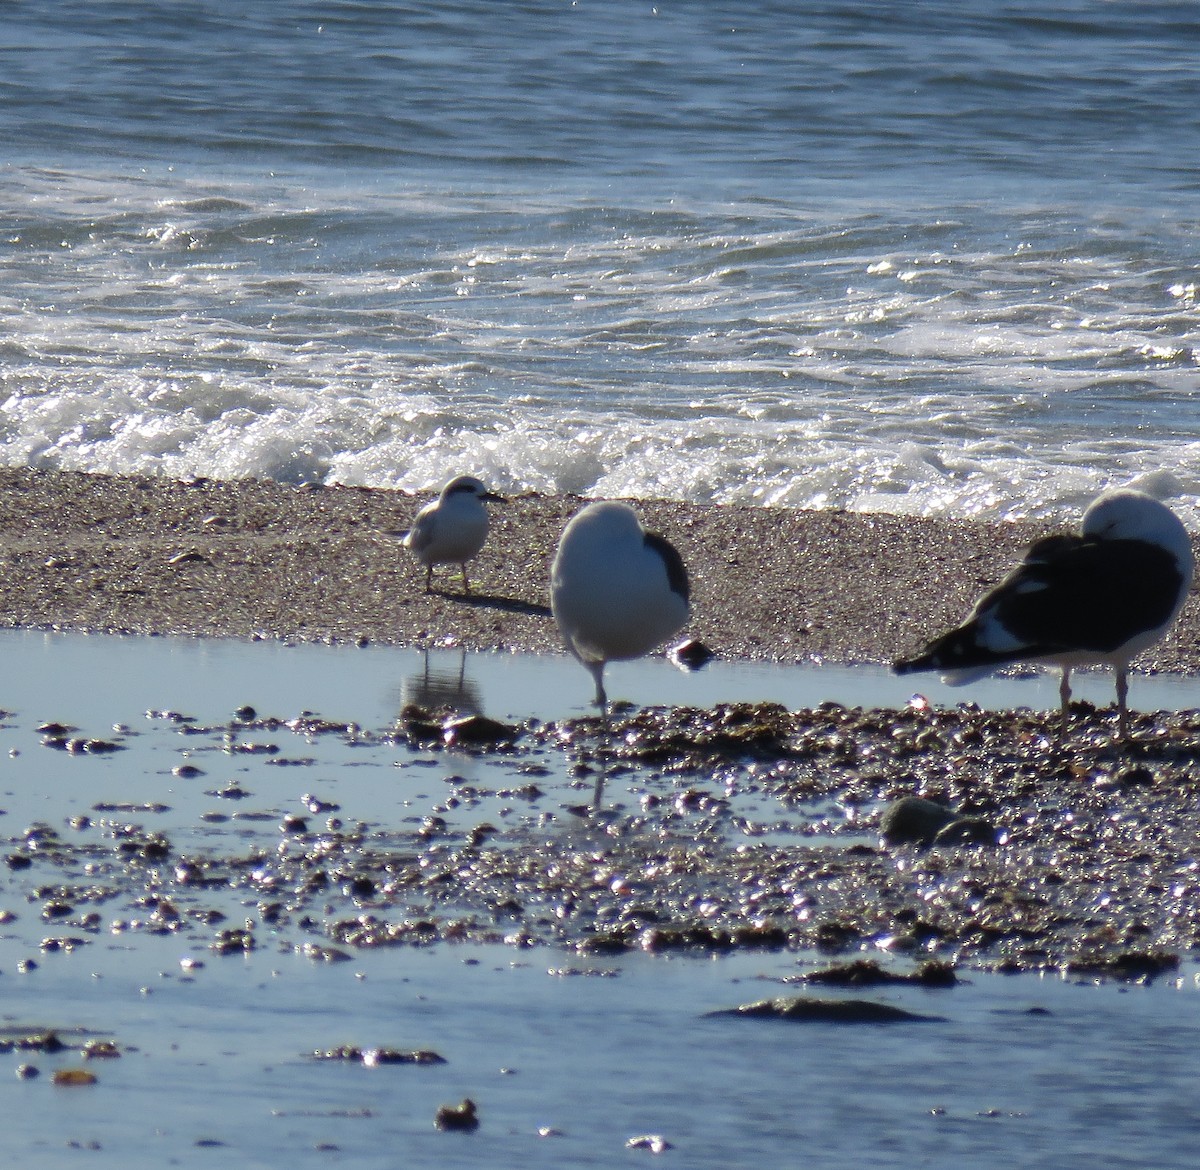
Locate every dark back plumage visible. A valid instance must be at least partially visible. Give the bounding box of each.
[644,532,690,603]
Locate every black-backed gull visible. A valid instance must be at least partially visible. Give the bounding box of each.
[893,489,1194,739]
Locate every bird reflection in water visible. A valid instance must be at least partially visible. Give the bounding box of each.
[399,648,483,718]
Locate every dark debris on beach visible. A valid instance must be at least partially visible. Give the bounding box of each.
[5,697,1200,984]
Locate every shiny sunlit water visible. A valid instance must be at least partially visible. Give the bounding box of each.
[8,628,1200,729]
[1,631,1199,1168]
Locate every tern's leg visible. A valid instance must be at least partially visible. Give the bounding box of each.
[424,564,433,593]
[1058,667,1072,735]
[460,563,471,595]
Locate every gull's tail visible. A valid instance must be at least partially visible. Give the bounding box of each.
[893,626,1010,687]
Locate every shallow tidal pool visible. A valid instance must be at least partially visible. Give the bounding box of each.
[1,630,1199,1170]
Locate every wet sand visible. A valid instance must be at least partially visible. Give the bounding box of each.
[0,467,1196,674]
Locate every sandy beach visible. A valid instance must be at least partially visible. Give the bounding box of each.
[0,466,1196,675]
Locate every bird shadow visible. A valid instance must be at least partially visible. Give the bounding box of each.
[432,590,552,618]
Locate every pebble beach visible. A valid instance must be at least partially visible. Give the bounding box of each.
[6,4,1200,1162]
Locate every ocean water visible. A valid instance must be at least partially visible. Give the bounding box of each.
[2,0,1199,525]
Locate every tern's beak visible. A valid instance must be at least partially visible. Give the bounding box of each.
[482,491,506,503]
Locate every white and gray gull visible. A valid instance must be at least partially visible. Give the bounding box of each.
[550,501,691,707]
[401,475,504,594]
[893,489,1194,739]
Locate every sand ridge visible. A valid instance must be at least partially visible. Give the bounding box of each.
[0,467,1194,675]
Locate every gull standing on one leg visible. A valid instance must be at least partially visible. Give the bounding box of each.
[893,488,1194,740]
[551,501,691,707]
[401,476,504,595]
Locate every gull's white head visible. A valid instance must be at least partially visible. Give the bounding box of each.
[1082,489,1193,576]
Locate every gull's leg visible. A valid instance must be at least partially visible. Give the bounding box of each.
[1115,668,1130,741]
[589,662,607,709]
[1058,667,1072,737]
